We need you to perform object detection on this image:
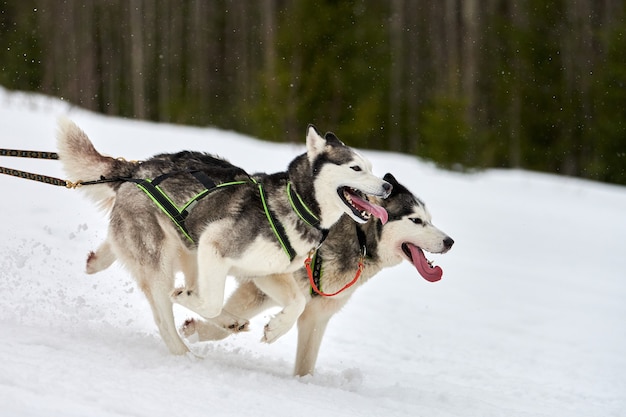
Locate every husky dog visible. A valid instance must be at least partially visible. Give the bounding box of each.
[57,120,391,355]
[183,173,454,376]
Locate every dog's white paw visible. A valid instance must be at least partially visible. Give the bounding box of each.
[181,318,199,338]
[262,311,297,344]
[171,288,223,319]
[171,287,196,309]
[181,317,248,342]
[216,316,250,333]
[85,250,107,274]
[171,287,192,299]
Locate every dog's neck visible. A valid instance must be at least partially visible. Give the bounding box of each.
[287,154,323,221]
[286,182,323,231]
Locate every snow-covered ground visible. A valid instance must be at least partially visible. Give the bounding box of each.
[1,86,625,417]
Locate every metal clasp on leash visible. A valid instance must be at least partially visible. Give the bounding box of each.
[65,180,83,189]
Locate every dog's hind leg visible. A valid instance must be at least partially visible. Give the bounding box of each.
[86,238,116,274]
[140,275,190,355]
[254,273,306,344]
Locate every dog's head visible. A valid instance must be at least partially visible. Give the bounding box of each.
[304,125,391,227]
[377,173,454,282]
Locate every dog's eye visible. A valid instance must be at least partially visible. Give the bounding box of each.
[410,218,423,225]
[350,166,362,172]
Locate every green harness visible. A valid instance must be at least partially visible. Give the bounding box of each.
[133,170,325,261]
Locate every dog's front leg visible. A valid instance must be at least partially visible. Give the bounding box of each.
[294,301,337,377]
[181,279,275,341]
[254,273,306,344]
[171,239,229,319]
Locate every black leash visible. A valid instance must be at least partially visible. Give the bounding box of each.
[1,147,138,188]
[0,149,59,159]
[0,165,71,187]
[0,148,81,187]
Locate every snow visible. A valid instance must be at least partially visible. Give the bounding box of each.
[1,86,625,417]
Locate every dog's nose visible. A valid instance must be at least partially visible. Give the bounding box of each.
[443,237,454,250]
[382,181,392,197]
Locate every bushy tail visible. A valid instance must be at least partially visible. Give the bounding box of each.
[56,119,137,211]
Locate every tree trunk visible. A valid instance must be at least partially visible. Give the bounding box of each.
[405,0,424,154]
[445,0,459,94]
[461,0,477,122]
[262,0,277,98]
[129,0,146,119]
[389,0,404,152]
[508,0,525,168]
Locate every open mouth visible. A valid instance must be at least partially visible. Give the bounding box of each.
[402,243,443,282]
[338,187,388,224]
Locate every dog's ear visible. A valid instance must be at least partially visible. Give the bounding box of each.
[383,173,399,186]
[305,124,326,159]
[383,173,403,196]
[324,132,345,147]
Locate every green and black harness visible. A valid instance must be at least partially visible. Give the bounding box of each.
[1,148,366,297]
[129,169,327,262]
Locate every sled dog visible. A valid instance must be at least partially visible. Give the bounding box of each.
[57,120,391,355]
[184,173,454,376]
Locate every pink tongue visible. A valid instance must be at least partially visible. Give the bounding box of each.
[407,243,442,282]
[351,194,388,224]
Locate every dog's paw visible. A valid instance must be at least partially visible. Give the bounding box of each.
[171,289,223,319]
[85,244,115,274]
[181,316,247,335]
[224,318,249,333]
[213,309,250,333]
[85,251,97,274]
[172,287,194,298]
[181,317,245,342]
[86,250,108,274]
[181,318,198,338]
[262,312,296,344]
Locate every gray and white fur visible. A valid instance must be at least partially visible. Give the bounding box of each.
[184,173,454,376]
[57,119,391,355]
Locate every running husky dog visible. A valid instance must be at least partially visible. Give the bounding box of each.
[183,173,454,376]
[57,120,391,355]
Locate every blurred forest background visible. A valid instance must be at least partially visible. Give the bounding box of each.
[1,0,625,184]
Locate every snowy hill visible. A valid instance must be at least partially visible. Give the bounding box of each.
[1,86,625,417]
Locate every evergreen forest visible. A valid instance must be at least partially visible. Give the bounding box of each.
[1,0,624,184]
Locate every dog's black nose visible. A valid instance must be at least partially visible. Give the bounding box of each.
[443,237,454,250]
[382,181,393,195]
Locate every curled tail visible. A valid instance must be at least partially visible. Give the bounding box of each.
[56,119,138,210]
